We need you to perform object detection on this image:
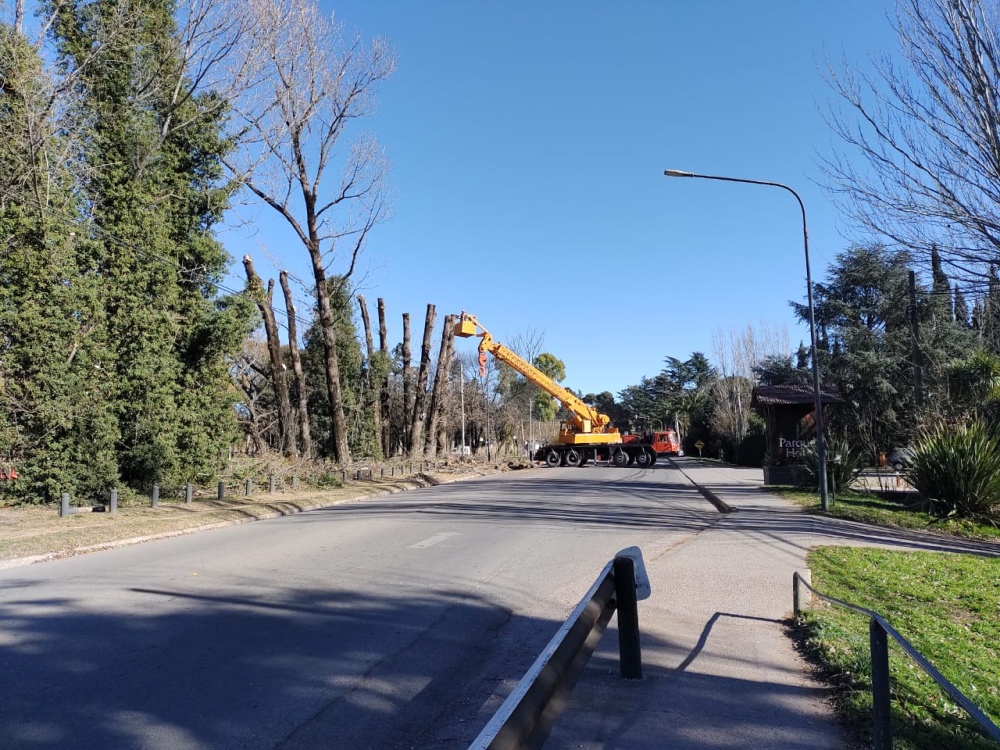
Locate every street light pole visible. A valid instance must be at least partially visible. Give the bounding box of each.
[663,169,830,510]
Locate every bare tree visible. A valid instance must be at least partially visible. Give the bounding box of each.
[710,322,789,448]
[229,0,396,462]
[824,0,1000,280]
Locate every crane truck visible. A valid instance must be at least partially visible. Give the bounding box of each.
[454,312,658,468]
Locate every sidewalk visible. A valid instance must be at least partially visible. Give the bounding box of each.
[543,459,1000,749]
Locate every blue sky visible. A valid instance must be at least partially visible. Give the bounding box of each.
[224,1,899,397]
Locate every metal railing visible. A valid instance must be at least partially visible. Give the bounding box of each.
[470,548,650,750]
[793,572,1000,749]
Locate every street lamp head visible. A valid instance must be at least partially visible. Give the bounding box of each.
[663,169,694,178]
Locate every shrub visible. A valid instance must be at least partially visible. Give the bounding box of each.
[799,435,867,495]
[907,421,1000,521]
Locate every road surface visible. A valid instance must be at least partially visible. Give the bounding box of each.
[0,461,713,749]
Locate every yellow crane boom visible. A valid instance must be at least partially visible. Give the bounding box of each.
[454,312,621,445]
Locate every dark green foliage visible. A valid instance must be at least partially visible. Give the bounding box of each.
[0,4,256,501]
[908,421,1000,521]
[0,26,118,502]
[798,435,866,497]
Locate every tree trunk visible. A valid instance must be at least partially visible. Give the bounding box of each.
[243,255,296,458]
[409,304,435,454]
[424,314,455,457]
[401,312,413,451]
[310,252,350,464]
[357,294,383,459]
[377,298,391,458]
[279,270,312,458]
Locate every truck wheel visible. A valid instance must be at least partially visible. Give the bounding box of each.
[564,448,584,468]
[611,449,629,467]
[634,448,653,468]
[545,449,561,467]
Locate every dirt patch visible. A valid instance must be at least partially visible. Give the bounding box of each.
[0,463,516,568]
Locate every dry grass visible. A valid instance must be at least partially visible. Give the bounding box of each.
[0,462,514,565]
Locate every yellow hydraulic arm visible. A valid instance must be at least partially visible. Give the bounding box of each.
[454,312,620,444]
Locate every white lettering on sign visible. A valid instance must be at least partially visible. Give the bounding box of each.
[779,437,815,459]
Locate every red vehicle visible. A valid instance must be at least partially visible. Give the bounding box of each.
[623,430,682,457]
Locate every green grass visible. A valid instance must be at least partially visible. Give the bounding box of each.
[797,546,1000,749]
[773,486,1000,542]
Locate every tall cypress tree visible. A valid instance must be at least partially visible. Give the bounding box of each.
[44,0,255,488]
[0,25,118,501]
[954,285,970,329]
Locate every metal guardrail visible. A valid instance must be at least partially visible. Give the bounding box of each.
[793,572,1000,749]
[469,549,650,750]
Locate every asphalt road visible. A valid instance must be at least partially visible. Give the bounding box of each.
[0,461,715,749]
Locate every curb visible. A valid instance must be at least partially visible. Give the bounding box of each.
[0,470,491,571]
[667,458,736,514]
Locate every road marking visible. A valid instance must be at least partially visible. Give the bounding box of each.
[408,532,460,549]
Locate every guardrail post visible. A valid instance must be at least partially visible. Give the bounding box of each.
[185,483,193,504]
[870,618,893,750]
[110,489,118,514]
[613,556,642,679]
[151,484,159,508]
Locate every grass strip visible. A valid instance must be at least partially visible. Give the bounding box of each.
[774,486,1000,542]
[796,546,1000,750]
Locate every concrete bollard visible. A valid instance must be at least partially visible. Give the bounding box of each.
[60,492,71,517]
[110,489,118,514]
[185,483,193,504]
[151,484,159,508]
[218,481,225,501]
[291,476,297,490]
[245,478,252,496]
[269,476,275,493]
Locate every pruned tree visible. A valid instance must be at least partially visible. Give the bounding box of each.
[824,0,1000,281]
[423,314,455,457]
[376,298,391,457]
[229,0,396,463]
[243,255,296,457]
[409,304,435,453]
[280,270,311,457]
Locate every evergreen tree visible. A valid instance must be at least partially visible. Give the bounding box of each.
[929,246,952,322]
[0,25,118,501]
[954,285,970,329]
[44,0,255,488]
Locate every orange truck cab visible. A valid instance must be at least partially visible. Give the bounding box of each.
[622,430,681,456]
